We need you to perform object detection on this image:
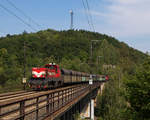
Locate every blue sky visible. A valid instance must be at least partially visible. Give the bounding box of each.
[0,0,149,53]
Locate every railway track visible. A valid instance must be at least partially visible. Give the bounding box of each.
[0,85,82,106]
[0,90,37,101]
[0,84,78,102]
[0,90,26,97]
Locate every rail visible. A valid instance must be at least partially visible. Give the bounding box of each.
[0,83,100,120]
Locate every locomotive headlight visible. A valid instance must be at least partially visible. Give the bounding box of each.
[48,72,55,75]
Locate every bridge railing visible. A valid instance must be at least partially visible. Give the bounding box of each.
[0,83,100,120]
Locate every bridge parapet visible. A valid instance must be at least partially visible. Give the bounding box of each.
[0,82,101,120]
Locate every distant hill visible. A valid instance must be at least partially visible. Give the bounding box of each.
[0,29,148,91]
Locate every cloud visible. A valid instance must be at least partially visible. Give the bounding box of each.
[108,0,142,4]
[92,0,150,37]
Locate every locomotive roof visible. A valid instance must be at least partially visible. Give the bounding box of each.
[45,63,58,66]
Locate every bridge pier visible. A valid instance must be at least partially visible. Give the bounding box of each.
[80,83,105,120]
[90,99,94,120]
[80,98,94,120]
[51,83,103,120]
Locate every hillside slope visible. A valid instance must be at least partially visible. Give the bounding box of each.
[0,29,147,91]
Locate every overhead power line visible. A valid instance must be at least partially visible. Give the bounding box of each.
[81,0,95,32]
[0,3,37,31]
[81,0,92,30]
[85,0,95,32]
[6,0,42,30]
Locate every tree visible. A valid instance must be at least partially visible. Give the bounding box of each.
[125,57,150,120]
[0,29,147,93]
[95,67,128,120]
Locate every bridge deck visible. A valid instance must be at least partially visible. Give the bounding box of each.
[0,83,101,120]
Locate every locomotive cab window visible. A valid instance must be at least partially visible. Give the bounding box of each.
[45,65,58,73]
[49,65,55,70]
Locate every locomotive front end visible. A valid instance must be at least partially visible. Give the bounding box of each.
[28,63,62,90]
[28,67,47,89]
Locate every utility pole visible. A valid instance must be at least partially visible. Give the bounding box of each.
[22,30,27,90]
[90,40,100,63]
[69,10,73,29]
[97,56,102,73]
[90,40,101,73]
[24,39,26,78]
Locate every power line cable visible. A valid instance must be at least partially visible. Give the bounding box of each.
[0,3,37,31]
[85,0,95,32]
[6,0,42,30]
[81,0,93,31]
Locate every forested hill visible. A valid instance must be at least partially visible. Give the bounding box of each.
[0,29,147,91]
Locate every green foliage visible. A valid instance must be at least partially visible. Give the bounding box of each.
[74,112,81,120]
[124,58,150,120]
[95,67,129,120]
[0,29,147,93]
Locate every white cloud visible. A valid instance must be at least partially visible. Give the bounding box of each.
[108,0,142,4]
[92,0,150,37]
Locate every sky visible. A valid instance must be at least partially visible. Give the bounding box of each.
[0,0,149,53]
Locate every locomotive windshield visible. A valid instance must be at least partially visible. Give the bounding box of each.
[49,65,55,70]
[45,65,57,71]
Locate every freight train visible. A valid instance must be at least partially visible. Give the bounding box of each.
[28,63,109,89]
